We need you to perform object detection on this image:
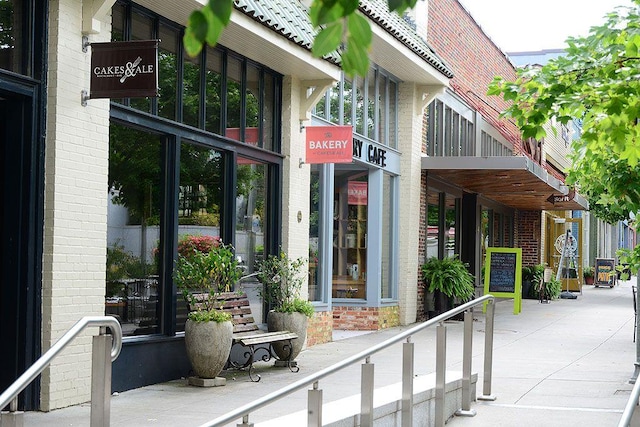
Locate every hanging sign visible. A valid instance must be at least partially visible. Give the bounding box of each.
[90,40,159,99]
[305,126,353,164]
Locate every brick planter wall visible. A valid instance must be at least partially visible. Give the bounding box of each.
[333,306,400,330]
[306,310,333,347]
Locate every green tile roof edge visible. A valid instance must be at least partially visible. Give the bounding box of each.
[235,0,454,78]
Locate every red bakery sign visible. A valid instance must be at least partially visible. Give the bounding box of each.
[305,126,353,164]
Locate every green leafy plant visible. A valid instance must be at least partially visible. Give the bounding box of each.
[173,237,241,322]
[421,256,475,301]
[257,251,314,317]
[583,266,595,279]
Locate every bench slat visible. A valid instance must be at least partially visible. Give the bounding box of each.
[238,332,298,346]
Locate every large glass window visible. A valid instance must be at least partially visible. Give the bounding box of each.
[333,170,368,299]
[309,168,320,301]
[106,124,162,336]
[381,173,394,299]
[0,0,27,75]
[112,1,281,154]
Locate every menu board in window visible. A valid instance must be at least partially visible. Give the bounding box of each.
[483,247,523,314]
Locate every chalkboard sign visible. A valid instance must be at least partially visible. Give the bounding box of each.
[595,258,616,285]
[483,247,522,314]
[488,252,517,293]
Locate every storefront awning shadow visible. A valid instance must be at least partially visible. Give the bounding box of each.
[422,156,588,211]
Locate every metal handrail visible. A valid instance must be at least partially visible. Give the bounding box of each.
[201,294,496,427]
[618,375,640,426]
[0,316,122,422]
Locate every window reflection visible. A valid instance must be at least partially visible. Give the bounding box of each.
[176,142,224,331]
[106,124,162,336]
[234,156,267,322]
[309,167,320,301]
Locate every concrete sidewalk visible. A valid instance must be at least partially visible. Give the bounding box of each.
[20,278,640,426]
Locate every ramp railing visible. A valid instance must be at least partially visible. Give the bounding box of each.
[0,316,122,427]
[200,295,496,427]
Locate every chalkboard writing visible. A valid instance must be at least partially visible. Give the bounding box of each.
[488,252,517,293]
[595,258,615,285]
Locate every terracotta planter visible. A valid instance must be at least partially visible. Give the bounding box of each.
[267,311,308,361]
[185,319,233,378]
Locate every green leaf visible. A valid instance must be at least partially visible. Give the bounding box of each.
[208,0,233,26]
[312,22,342,58]
[342,38,370,77]
[184,10,208,57]
[347,12,372,47]
[310,0,343,26]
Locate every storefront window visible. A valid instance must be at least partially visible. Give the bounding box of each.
[309,168,320,301]
[343,78,353,126]
[381,173,394,299]
[0,0,26,74]
[106,124,162,336]
[234,157,266,277]
[333,170,368,299]
[158,25,178,121]
[183,49,201,127]
[205,47,223,133]
[112,2,281,154]
[426,191,439,260]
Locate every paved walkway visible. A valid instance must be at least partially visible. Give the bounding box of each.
[19,278,640,426]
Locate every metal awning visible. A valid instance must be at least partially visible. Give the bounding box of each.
[422,156,589,211]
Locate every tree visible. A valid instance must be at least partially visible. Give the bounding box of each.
[183,0,418,77]
[487,1,640,264]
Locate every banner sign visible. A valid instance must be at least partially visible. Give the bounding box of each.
[348,181,368,205]
[90,40,158,99]
[305,126,353,164]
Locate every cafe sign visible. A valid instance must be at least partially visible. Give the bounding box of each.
[90,40,158,99]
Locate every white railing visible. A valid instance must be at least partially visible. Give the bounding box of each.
[0,316,123,427]
[201,295,496,427]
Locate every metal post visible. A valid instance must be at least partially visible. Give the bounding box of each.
[0,396,24,427]
[631,275,640,384]
[401,340,414,427]
[478,300,496,401]
[236,415,254,427]
[308,382,322,427]
[435,322,446,427]
[90,330,112,427]
[361,358,374,427]
[456,310,477,416]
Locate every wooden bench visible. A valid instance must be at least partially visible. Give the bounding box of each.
[191,292,298,382]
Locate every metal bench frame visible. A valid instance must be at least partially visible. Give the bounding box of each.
[193,292,299,382]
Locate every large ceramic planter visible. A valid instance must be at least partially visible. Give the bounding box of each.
[185,319,233,378]
[267,311,308,361]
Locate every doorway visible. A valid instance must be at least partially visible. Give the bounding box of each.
[0,89,42,410]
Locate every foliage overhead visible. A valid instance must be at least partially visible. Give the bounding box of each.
[184,0,418,77]
[488,1,640,228]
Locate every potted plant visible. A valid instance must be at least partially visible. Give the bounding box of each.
[421,256,475,318]
[583,266,595,285]
[257,251,314,361]
[174,235,242,381]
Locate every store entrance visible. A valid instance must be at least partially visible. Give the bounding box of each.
[0,91,41,410]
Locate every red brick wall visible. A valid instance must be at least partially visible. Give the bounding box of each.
[427,0,523,152]
[517,210,542,266]
[306,310,333,347]
[332,306,400,330]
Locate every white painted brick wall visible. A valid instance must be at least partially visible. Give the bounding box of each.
[280,76,311,295]
[396,82,424,325]
[40,0,111,411]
